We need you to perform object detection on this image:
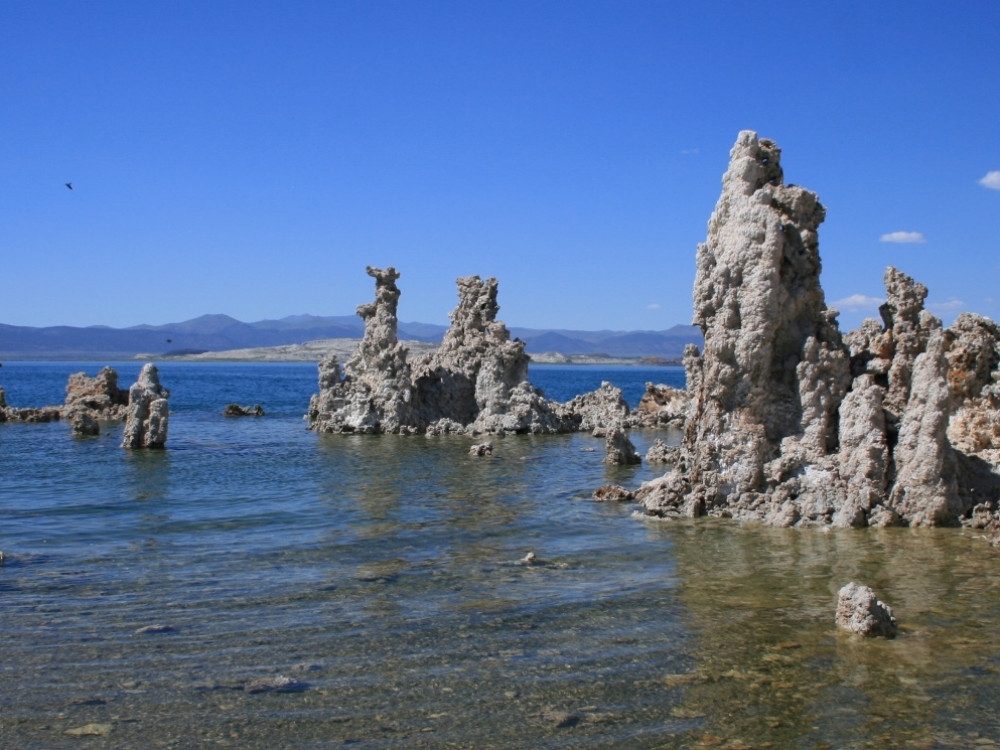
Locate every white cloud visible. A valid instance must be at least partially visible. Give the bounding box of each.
[646,302,661,310]
[831,294,884,312]
[928,298,965,313]
[979,171,1000,190]
[879,231,926,244]
[680,148,700,156]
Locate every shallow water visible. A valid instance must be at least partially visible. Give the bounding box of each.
[1,362,999,748]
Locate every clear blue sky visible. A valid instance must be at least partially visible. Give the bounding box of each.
[3,0,998,332]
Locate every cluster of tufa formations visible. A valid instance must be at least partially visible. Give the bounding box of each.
[4,130,999,533]
[0,363,169,448]
[305,268,682,440]
[308,266,581,435]
[635,130,1000,529]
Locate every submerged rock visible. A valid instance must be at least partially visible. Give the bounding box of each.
[469,441,493,456]
[223,403,265,417]
[592,484,634,502]
[69,410,100,436]
[835,582,897,637]
[244,675,307,694]
[121,363,169,449]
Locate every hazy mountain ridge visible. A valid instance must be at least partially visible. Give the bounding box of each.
[0,315,702,360]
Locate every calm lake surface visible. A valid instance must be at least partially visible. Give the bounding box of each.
[2,362,999,749]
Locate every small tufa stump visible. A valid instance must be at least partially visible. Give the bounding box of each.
[835,582,897,637]
[223,403,265,417]
[121,363,170,449]
[645,438,676,464]
[603,423,641,465]
[469,442,493,456]
[68,409,100,436]
[592,484,634,502]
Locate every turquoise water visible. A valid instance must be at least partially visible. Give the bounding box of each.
[2,362,999,748]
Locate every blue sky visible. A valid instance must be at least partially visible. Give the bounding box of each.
[3,0,998,332]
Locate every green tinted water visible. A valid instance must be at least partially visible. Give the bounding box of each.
[2,363,999,748]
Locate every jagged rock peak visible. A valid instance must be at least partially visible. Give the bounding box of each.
[643,130,849,520]
[636,130,1000,529]
[308,267,576,435]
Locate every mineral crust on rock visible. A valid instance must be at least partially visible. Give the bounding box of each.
[636,130,999,528]
[307,266,417,434]
[65,366,130,419]
[121,363,170,449]
[592,484,634,502]
[629,383,689,427]
[1,366,132,429]
[564,381,629,432]
[835,582,897,637]
[603,422,641,465]
[307,267,576,435]
[223,403,265,417]
[645,438,676,464]
[0,387,61,423]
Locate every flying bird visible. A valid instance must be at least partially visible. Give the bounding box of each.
[65,182,73,190]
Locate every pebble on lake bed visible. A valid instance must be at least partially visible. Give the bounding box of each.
[244,675,307,694]
[133,624,178,635]
[65,723,113,737]
[835,582,898,637]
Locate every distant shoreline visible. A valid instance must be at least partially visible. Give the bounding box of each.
[1,338,685,366]
[146,338,683,366]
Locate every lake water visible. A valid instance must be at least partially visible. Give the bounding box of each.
[2,361,999,749]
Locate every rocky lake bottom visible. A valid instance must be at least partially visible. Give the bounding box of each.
[2,362,1000,749]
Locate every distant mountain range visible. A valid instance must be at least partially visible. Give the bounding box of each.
[0,313,702,361]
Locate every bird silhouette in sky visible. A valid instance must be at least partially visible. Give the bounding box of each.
[65,182,73,190]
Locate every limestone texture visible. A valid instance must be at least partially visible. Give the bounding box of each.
[636,130,1000,528]
[835,582,897,637]
[64,366,130,419]
[1,366,131,429]
[223,403,265,417]
[564,381,630,432]
[307,267,577,435]
[629,383,689,427]
[592,484,634,502]
[121,363,170,448]
[603,422,641,466]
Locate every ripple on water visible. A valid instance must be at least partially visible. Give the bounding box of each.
[2,363,1000,748]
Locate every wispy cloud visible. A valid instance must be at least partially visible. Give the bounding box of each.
[979,171,1000,190]
[646,302,661,310]
[928,298,965,313]
[879,231,926,244]
[680,148,700,156]
[831,293,884,312]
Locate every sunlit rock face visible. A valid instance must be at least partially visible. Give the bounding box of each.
[307,266,417,434]
[121,363,169,449]
[637,130,852,524]
[835,582,897,638]
[411,274,574,436]
[307,268,575,435]
[637,130,996,528]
